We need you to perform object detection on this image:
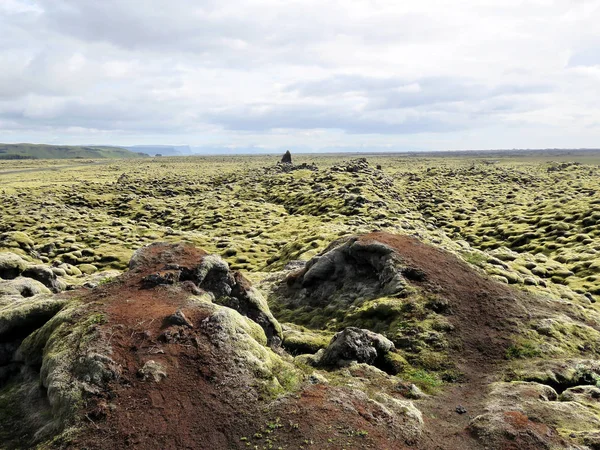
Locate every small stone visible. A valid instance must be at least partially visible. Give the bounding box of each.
[166,309,193,328]
[138,360,167,382]
[456,405,467,414]
[308,372,329,384]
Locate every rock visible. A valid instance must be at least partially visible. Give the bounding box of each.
[165,310,193,328]
[395,382,427,399]
[0,277,51,298]
[200,304,298,393]
[308,372,329,384]
[470,381,600,448]
[456,405,467,414]
[9,301,120,443]
[282,325,331,354]
[316,327,395,368]
[559,385,600,404]
[0,232,34,250]
[138,360,167,382]
[280,236,408,309]
[51,267,67,277]
[77,264,98,275]
[0,295,67,338]
[129,243,283,346]
[0,252,29,280]
[283,260,306,271]
[371,392,424,444]
[22,265,64,293]
[142,270,179,288]
[281,150,292,164]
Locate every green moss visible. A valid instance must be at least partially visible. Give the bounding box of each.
[400,368,443,394]
[506,340,542,359]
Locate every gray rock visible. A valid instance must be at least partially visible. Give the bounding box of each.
[0,277,51,298]
[166,310,193,328]
[138,360,167,382]
[22,265,64,293]
[0,253,29,280]
[317,327,394,368]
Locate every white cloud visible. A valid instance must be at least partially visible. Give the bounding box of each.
[0,0,599,149]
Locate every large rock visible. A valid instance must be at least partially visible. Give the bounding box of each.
[281,150,292,164]
[22,265,65,293]
[0,295,67,339]
[0,232,35,251]
[316,327,394,368]
[0,277,51,298]
[129,243,283,346]
[0,252,29,280]
[280,236,409,309]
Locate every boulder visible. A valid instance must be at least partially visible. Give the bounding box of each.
[0,252,29,280]
[0,232,34,251]
[280,236,409,309]
[316,327,395,368]
[22,265,64,293]
[0,295,67,339]
[0,277,51,298]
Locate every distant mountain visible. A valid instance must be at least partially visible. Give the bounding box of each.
[125,145,192,156]
[0,144,147,160]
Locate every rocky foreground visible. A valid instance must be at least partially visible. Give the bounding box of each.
[2,232,600,449]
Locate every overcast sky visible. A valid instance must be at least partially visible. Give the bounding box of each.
[1,0,600,151]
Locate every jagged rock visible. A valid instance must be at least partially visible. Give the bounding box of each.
[129,242,283,346]
[141,270,179,288]
[138,360,167,382]
[316,327,394,368]
[281,150,292,164]
[280,236,408,308]
[22,265,64,293]
[0,252,28,280]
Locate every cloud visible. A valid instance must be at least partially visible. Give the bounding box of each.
[0,0,599,149]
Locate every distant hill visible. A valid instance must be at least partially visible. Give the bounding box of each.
[0,144,148,160]
[125,145,192,156]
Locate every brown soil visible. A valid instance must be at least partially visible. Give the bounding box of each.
[68,242,413,450]
[69,244,262,450]
[358,232,531,449]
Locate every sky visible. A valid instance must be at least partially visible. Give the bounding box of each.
[1,0,600,152]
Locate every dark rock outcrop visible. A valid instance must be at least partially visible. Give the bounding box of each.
[22,265,64,293]
[281,236,409,308]
[281,150,292,164]
[129,243,283,346]
[316,327,394,368]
